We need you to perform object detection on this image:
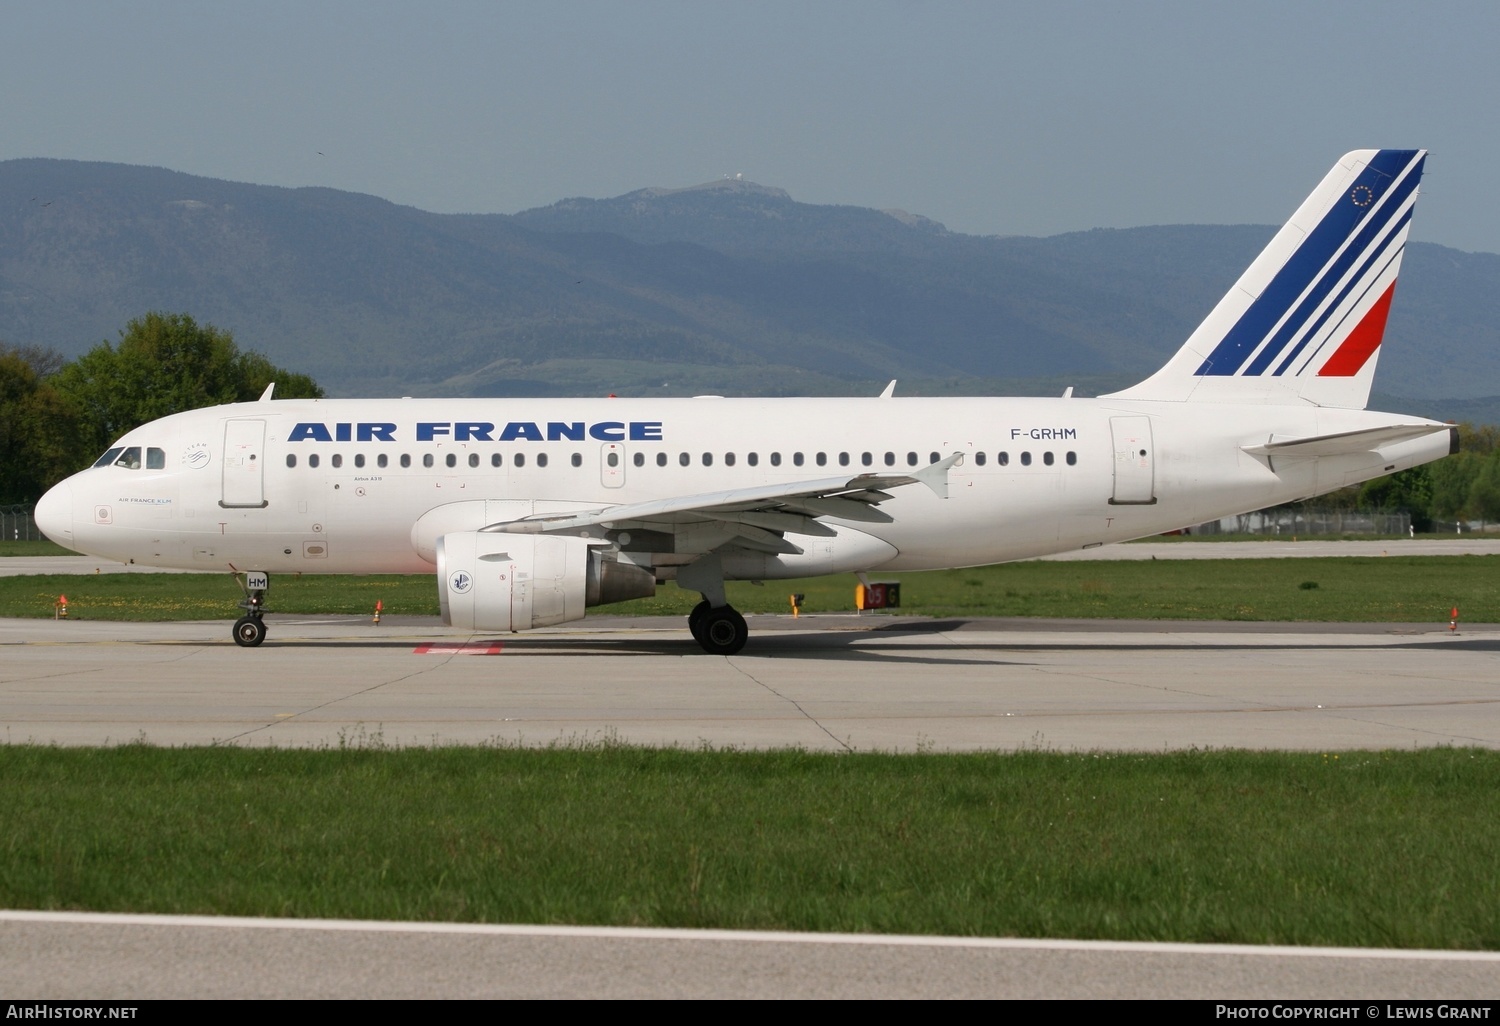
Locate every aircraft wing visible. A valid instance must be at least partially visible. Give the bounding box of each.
[483,452,963,555]
[1241,424,1450,458]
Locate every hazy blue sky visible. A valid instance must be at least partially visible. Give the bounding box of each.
[5,1,1498,252]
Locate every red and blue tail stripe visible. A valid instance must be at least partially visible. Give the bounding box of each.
[1194,149,1424,380]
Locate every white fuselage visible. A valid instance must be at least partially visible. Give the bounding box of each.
[37,395,1452,580]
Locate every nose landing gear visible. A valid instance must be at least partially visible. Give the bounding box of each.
[232,570,270,648]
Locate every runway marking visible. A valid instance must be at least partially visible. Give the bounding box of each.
[413,642,505,655]
[3,909,1498,962]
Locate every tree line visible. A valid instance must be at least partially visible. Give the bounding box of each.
[1349,423,1500,528]
[1,312,322,505]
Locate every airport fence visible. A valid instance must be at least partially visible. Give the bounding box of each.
[1,505,44,542]
[1193,510,1413,536]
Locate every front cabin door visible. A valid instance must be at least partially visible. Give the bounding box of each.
[221,419,268,508]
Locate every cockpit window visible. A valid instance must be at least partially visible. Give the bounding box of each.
[146,447,166,470]
[115,447,142,470]
[93,447,125,469]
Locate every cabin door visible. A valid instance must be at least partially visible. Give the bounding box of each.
[221,419,268,508]
[1108,416,1156,505]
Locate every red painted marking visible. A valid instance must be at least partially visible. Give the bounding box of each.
[1317,281,1396,377]
[413,642,505,655]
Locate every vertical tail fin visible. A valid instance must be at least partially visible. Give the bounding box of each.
[1105,149,1426,409]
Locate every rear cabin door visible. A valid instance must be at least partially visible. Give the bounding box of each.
[1108,416,1156,505]
[221,420,268,508]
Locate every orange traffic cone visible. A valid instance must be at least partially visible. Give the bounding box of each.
[1449,606,1459,633]
[56,594,68,620]
[373,599,383,625]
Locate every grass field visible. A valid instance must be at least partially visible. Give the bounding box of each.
[2,744,1495,948]
[2,554,1496,623]
[0,540,76,557]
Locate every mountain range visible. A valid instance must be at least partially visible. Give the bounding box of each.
[3,158,1498,422]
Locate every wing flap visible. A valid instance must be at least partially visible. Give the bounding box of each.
[482,455,963,538]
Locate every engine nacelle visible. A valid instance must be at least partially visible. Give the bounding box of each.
[436,532,655,632]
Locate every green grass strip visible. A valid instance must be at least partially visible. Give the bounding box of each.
[2,555,1497,622]
[2,745,1496,948]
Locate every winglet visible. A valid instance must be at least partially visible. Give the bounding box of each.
[258,382,276,401]
[879,380,897,399]
[912,452,964,499]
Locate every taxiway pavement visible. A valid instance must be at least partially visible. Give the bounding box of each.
[2,614,1497,751]
[4,911,1497,999]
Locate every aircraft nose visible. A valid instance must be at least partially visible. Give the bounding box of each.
[34,480,74,545]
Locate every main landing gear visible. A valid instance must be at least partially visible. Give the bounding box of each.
[678,554,748,655]
[688,599,748,656]
[232,571,270,648]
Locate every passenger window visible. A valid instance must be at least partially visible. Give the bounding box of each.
[1043,451,1055,466]
[537,453,548,468]
[1021,452,1032,466]
[838,452,849,467]
[725,452,735,467]
[491,453,501,467]
[930,452,940,464]
[378,454,388,468]
[975,451,986,466]
[816,452,827,466]
[770,452,781,467]
[884,452,895,467]
[514,453,526,468]
[286,454,297,468]
[747,452,759,467]
[93,447,124,469]
[116,447,142,470]
[679,452,690,467]
[793,453,804,467]
[355,454,366,468]
[400,454,411,468]
[702,452,713,466]
[423,454,434,468]
[998,452,1009,466]
[633,453,644,467]
[572,453,583,468]
[332,454,343,468]
[861,452,872,467]
[146,448,166,470]
[469,453,480,468]
[907,452,918,466]
[656,452,667,467]
[309,454,320,469]
[1066,451,1077,466]
[444,453,456,468]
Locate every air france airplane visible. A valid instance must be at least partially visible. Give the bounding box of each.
[35,150,1456,655]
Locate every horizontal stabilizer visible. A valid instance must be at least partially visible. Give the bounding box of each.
[1241,423,1448,458]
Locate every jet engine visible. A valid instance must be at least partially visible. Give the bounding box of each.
[436,532,655,632]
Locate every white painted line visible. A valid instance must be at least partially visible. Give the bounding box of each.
[3,910,1498,961]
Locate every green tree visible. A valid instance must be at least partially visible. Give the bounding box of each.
[1467,451,1500,522]
[1357,465,1435,527]
[0,345,92,505]
[53,312,323,455]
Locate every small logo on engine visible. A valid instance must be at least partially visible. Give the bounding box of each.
[449,570,473,594]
